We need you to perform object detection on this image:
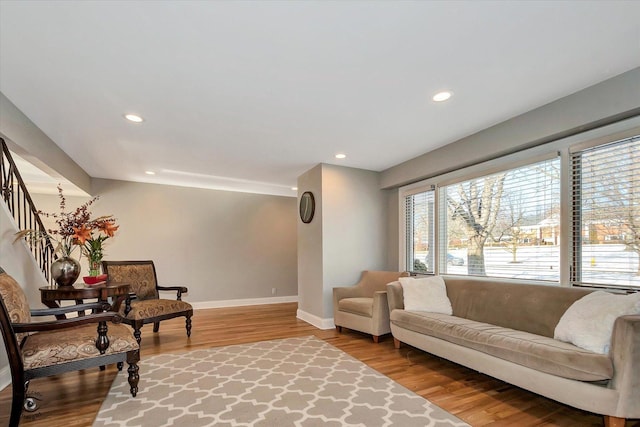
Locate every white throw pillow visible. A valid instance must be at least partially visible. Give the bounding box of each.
[399,276,452,315]
[554,291,640,354]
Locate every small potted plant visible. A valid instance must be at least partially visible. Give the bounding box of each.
[80,216,119,283]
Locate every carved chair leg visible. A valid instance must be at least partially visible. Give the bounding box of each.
[153,322,160,333]
[127,350,140,397]
[127,363,140,397]
[604,415,625,427]
[117,362,124,371]
[133,327,142,345]
[186,315,192,338]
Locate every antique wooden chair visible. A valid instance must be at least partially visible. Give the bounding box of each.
[102,260,193,344]
[0,267,140,426]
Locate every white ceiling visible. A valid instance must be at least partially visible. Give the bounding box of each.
[1,1,639,197]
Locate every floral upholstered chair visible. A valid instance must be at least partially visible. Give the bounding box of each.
[0,267,140,426]
[333,270,409,343]
[102,260,193,344]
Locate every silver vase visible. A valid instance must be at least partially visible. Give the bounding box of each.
[51,256,81,286]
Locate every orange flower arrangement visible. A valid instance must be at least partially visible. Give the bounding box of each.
[15,185,118,274]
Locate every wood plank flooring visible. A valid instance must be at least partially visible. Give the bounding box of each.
[1,303,638,426]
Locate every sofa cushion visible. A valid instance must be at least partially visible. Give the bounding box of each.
[21,323,138,370]
[390,310,613,381]
[399,276,452,314]
[119,299,193,320]
[443,278,593,338]
[338,297,373,317]
[554,291,640,354]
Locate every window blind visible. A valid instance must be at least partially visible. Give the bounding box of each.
[571,135,640,289]
[405,189,435,274]
[438,157,560,280]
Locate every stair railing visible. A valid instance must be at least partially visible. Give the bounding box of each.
[0,137,57,285]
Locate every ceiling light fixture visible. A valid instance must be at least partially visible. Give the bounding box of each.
[291,187,298,191]
[432,91,452,102]
[335,153,346,159]
[124,114,144,123]
[145,170,156,175]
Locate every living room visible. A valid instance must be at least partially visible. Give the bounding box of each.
[1,1,640,426]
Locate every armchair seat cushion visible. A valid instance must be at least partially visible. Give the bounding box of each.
[21,323,139,370]
[120,299,192,321]
[338,297,374,317]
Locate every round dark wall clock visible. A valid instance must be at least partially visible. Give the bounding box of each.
[299,191,315,223]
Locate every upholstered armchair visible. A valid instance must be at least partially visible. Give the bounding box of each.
[0,267,140,426]
[102,260,193,344]
[333,270,409,343]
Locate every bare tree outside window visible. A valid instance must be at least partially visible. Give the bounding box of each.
[440,158,560,280]
[447,174,506,276]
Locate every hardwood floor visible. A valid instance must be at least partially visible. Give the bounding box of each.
[1,303,638,427]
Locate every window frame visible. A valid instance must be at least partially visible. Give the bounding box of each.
[400,184,437,275]
[569,134,640,289]
[437,155,561,280]
[398,115,640,290]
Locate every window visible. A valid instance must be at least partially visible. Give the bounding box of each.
[439,157,561,279]
[571,135,640,289]
[400,119,639,290]
[405,189,435,274]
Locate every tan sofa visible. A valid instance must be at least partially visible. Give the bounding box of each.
[386,277,640,426]
[333,270,408,342]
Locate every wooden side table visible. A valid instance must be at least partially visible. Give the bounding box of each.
[40,282,131,320]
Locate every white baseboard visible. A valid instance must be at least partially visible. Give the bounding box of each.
[0,365,10,393]
[296,309,335,330]
[191,295,298,310]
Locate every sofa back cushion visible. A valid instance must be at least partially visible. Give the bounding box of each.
[444,278,593,338]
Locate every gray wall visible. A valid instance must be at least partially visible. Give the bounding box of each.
[31,178,298,303]
[381,67,640,189]
[296,165,324,318]
[297,164,389,324]
[321,164,388,317]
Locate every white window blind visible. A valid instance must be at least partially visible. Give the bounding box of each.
[571,135,640,289]
[405,190,435,274]
[439,157,561,279]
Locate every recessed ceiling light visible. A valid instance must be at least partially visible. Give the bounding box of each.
[335,153,347,159]
[432,91,452,102]
[124,114,144,123]
[145,170,156,175]
[291,187,298,191]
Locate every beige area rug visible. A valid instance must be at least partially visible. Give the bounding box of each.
[94,336,469,427]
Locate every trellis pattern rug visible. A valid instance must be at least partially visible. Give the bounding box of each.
[94,336,469,427]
